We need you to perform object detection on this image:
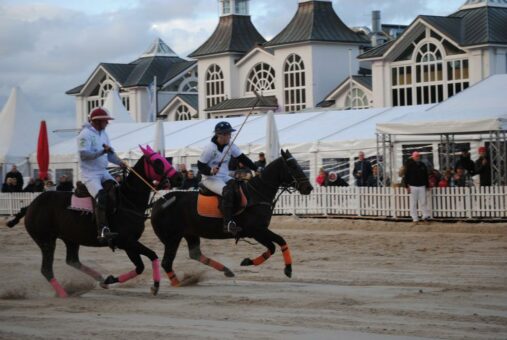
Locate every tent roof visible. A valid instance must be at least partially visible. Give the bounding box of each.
[103,88,135,123]
[0,87,46,164]
[376,74,507,135]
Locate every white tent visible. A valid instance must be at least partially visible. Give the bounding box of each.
[0,87,45,172]
[103,87,135,123]
[377,74,507,135]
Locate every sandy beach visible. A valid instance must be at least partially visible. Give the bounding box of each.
[0,216,506,340]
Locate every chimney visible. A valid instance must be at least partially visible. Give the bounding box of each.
[371,10,381,47]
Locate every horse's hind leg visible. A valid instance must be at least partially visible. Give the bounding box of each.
[64,241,104,283]
[36,238,68,298]
[240,232,276,269]
[185,236,234,278]
[259,229,293,278]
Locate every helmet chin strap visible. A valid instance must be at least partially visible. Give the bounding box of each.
[215,90,263,171]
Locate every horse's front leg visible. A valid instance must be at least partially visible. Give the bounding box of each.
[242,229,293,278]
[102,240,160,295]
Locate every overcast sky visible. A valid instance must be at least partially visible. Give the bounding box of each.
[0,0,464,128]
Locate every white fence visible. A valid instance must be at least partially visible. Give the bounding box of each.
[273,186,507,219]
[1,187,506,220]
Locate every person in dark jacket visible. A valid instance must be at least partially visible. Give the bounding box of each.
[454,150,475,177]
[4,165,23,192]
[353,151,372,187]
[474,146,491,186]
[325,171,348,187]
[56,175,74,192]
[254,152,267,172]
[403,151,431,224]
[180,170,200,190]
[23,178,37,192]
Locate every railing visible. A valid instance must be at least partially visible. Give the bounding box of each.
[1,187,506,220]
[272,186,507,219]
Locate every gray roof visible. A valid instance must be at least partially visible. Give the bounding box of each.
[189,15,266,58]
[322,75,373,103]
[177,94,198,111]
[205,96,278,112]
[66,57,196,95]
[359,6,507,59]
[265,1,368,47]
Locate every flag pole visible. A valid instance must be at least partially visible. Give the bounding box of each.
[154,75,158,121]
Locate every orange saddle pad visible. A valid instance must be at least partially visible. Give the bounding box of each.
[197,188,247,218]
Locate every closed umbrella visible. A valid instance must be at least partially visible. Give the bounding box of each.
[37,120,50,180]
[153,119,165,157]
[265,110,280,163]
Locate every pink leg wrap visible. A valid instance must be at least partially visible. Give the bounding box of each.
[118,270,138,283]
[50,278,68,298]
[152,259,161,282]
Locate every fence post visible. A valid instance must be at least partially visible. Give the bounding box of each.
[465,187,472,219]
[390,187,397,218]
[9,193,14,216]
[291,192,296,216]
[357,187,362,217]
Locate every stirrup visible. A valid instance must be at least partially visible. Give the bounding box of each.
[98,226,118,242]
[223,221,241,235]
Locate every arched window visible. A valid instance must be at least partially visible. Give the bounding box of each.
[283,54,306,112]
[345,87,370,109]
[246,63,275,93]
[391,33,469,107]
[175,105,193,121]
[98,79,114,104]
[205,64,225,109]
[178,68,198,93]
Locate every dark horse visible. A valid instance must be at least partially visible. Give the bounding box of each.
[6,150,176,297]
[151,150,313,286]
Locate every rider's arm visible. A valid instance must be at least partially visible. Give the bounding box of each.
[236,154,256,171]
[107,151,123,166]
[197,161,212,176]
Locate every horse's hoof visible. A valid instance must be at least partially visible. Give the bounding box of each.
[241,258,253,266]
[223,267,235,277]
[99,282,109,289]
[103,275,116,285]
[151,285,159,296]
[284,265,292,278]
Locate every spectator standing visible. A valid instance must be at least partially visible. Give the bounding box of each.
[438,170,452,188]
[454,150,475,177]
[451,167,468,187]
[366,165,390,187]
[4,164,23,192]
[404,151,431,224]
[23,178,37,192]
[316,168,327,187]
[353,151,372,187]
[254,152,267,172]
[180,170,200,190]
[474,146,491,186]
[56,175,74,192]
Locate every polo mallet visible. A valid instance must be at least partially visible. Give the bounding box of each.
[215,90,263,171]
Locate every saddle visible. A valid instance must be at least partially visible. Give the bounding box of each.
[197,181,248,218]
[69,181,118,214]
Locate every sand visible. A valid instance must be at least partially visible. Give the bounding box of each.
[0,216,506,340]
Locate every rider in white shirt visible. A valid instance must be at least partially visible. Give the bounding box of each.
[78,107,126,242]
[198,121,257,235]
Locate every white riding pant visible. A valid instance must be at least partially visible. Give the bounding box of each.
[409,185,431,222]
[82,171,115,198]
[201,175,233,196]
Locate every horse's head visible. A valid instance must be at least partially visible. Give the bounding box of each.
[279,149,313,195]
[139,145,177,188]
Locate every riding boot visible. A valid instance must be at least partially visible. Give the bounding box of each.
[221,181,241,236]
[95,189,118,243]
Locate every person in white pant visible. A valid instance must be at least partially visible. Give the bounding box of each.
[198,121,257,235]
[78,107,126,242]
[403,151,431,224]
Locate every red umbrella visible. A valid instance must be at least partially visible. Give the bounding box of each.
[37,120,50,180]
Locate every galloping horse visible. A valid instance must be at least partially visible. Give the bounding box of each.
[6,146,176,297]
[151,150,313,286]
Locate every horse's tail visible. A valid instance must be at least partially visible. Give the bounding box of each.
[6,206,28,228]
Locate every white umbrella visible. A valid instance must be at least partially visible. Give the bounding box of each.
[153,119,165,157]
[265,110,280,163]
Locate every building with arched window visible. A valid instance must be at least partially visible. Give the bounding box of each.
[190,0,368,119]
[66,38,198,126]
[357,0,507,108]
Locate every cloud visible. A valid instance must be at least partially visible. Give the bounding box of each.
[0,0,465,129]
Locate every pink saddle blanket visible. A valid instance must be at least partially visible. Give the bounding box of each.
[69,195,94,213]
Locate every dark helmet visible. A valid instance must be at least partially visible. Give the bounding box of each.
[214,121,236,134]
